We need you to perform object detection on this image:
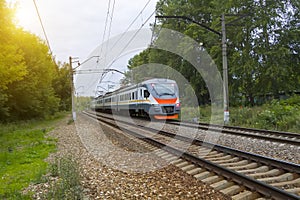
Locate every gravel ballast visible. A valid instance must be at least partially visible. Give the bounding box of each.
[27,114,230,199]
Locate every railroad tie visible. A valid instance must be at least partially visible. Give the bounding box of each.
[220,159,248,167]
[194,171,213,180]
[156,151,169,157]
[220,185,243,196]
[258,172,295,183]
[228,162,258,170]
[201,175,223,185]
[210,180,235,191]
[271,177,300,187]
[170,159,183,165]
[208,155,232,162]
[286,187,300,196]
[164,156,179,162]
[186,167,205,175]
[203,151,223,159]
[248,169,281,179]
[213,157,240,164]
[175,161,190,168]
[181,164,196,171]
[237,166,269,174]
[231,190,260,200]
[204,152,225,159]
[161,154,174,159]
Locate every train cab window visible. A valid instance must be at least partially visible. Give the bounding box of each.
[144,90,150,98]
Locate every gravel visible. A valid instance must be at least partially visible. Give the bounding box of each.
[156,121,300,164]
[109,112,300,164]
[25,114,230,199]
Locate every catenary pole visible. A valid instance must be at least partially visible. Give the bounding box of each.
[221,14,230,124]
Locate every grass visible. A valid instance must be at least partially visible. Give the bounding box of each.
[44,156,83,199]
[0,113,66,199]
[182,96,300,133]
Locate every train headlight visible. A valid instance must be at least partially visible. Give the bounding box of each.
[153,104,160,112]
[175,102,180,108]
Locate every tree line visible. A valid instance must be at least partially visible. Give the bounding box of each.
[126,0,300,106]
[0,1,71,121]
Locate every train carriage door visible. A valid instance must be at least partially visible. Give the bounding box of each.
[116,94,119,112]
[138,87,142,113]
[135,86,138,112]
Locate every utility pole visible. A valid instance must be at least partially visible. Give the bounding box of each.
[155,15,229,123]
[69,56,79,121]
[221,14,230,124]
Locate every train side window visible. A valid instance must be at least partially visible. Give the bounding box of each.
[144,90,150,98]
[140,89,143,98]
[132,92,135,100]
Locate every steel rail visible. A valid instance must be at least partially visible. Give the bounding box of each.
[83,111,300,199]
[167,121,300,146]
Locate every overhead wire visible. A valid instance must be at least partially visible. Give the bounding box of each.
[93,3,159,96]
[98,0,111,62]
[103,0,116,65]
[109,0,152,52]
[32,0,54,62]
[106,8,157,69]
[87,0,157,96]
[84,0,115,95]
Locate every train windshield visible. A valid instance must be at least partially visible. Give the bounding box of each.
[151,83,176,96]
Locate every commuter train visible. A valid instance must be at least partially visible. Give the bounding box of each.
[91,78,180,120]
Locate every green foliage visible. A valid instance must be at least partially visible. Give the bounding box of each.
[52,63,72,111]
[229,96,300,132]
[254,96,300,131]
[45,156,83,200]
[0,1,71,121]
[126,0,300,106]
[194,96,300,132]
[0,120,57,199]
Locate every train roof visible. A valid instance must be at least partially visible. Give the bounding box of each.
[141,78,176,85]
[95,78,177,98]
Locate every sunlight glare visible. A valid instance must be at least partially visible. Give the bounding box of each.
[7,0,38,30]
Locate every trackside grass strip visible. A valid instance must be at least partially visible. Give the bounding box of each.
[0,121,57,199]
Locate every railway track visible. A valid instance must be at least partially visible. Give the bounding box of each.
[168,120,300,146]
[82,111,300,199]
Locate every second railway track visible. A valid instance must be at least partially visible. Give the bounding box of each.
[82,111,300,199]
[167,120,300,146]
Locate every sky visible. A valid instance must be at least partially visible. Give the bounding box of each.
[6,0,158,63]
[6,0,158,96]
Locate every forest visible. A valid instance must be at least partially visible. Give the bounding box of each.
[126,0,300,106]
[0,0,71,121]
[1,0,300,122]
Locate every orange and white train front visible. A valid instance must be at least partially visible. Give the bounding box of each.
[144,79,180,120]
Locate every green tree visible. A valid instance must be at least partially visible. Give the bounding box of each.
[0,0,71,121]
[6,31,60,119]
[0,0,27,119]
[127,0,300,106]
[53,63,71,111]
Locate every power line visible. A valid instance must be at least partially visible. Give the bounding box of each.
[104,0,116,65]
[98,0,112,61]
[84,0,157,96]
[32,0,54,61]
[109,0,152,52]
[97,2,159,87]
[107,9,157,69]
